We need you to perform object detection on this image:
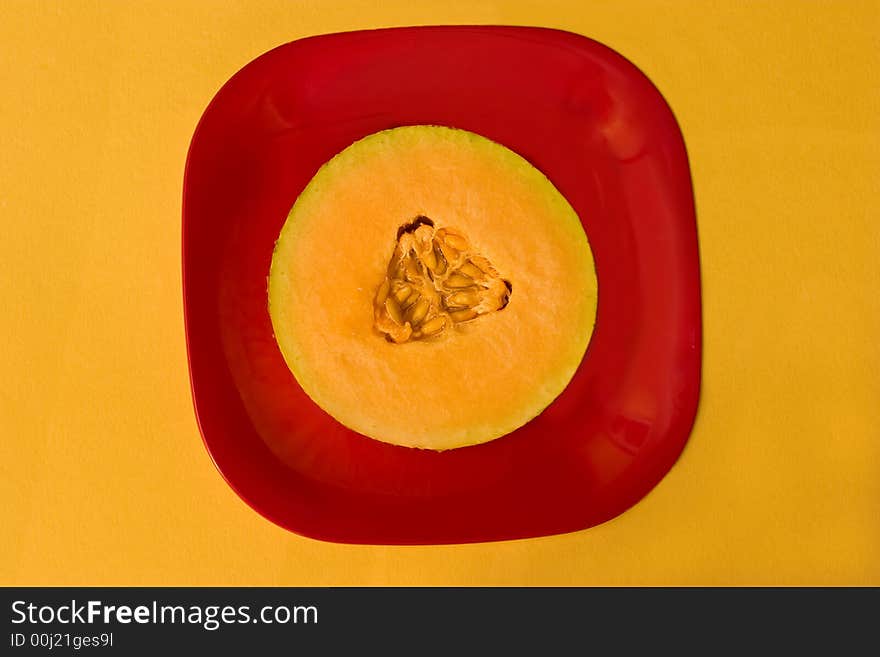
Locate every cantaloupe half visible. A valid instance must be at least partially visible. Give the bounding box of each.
[268,126,596,450]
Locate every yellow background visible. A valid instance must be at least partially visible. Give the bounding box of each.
[1,1,877,585]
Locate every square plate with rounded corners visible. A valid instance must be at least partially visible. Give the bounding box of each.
[183,26,701,545]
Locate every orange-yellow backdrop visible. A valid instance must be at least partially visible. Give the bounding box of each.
[1,1,877,585]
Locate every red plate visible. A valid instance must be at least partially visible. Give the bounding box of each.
[183,26,701,544]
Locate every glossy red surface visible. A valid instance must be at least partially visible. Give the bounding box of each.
[183,26,701,544]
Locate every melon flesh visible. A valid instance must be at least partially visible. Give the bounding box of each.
[268,126,596,450]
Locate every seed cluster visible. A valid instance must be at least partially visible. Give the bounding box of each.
[373,216,512,343]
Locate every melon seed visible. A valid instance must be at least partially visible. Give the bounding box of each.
[420,316,447,335]
[443,233,469,251]
[448,308,478,323]
[385,297,404,325]
[435,238,459,263]
[458,261,484,280]
[373,216,511,343]
[446,290,481,307]
[445,273,473,288]
[401,289,420,309]
[393,284,412,304]
[409,297,430,325]
[422,247,438,271]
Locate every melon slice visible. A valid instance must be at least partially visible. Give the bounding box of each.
[268,126,596,450]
